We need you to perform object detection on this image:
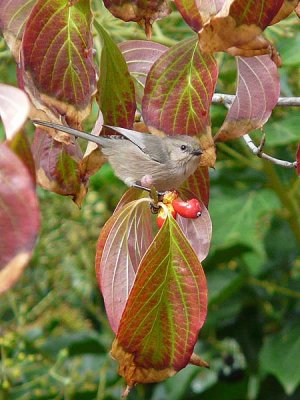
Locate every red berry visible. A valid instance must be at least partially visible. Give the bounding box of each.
[172,197,202,219]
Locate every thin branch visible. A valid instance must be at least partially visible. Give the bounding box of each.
[212,93,300,107]
[243,134,297,169]
[212,93,299,169]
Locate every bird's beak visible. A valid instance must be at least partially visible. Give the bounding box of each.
[192,149,203,156]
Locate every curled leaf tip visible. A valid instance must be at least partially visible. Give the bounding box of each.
[190,352,210,369]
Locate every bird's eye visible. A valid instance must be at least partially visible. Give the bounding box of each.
[180,145,187,151]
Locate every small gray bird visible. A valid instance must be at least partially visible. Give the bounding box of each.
[33,120,203,191]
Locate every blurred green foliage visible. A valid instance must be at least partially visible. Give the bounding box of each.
[1,4,300,400]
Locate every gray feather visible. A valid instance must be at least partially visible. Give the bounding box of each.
[104,125,168,163]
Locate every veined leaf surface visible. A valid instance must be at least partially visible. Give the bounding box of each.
[182,166,210,207]
[142,37,218,137]
[215,55,280,142]
[119,40,167,104]
[113,214,207,385]
[32,128,87,206]
[21,0,97,124]
[96,197,153,333]
[0,0,36,59]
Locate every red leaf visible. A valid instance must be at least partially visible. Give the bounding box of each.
[215,55,280,142]
[96,197,153,333]
[113,214,207,384]
[0,0,35,60]
[119,40,167,104]
[270,0,300,25]
[0,144,40,295]
[21,0,97,125]
[182,166,210,207]
[32,128,87,206]
[0,84,30,139]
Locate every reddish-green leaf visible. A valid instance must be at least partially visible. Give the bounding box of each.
[142,37,218,137]
[21,0,97,124]
[173,0,203,31]
[94,21,136,129]
[182,166,210,207]
[119,40,167,104]
[174,0,224,32]
[8,132,36,184]
[0,0,36,60]
[113,214,207,382]
[215,55,280,142]
[229,0,284,27]
[0,84,30,139]
[0,143,40,295]
[199,0,284,53]
[270,0,300,25]
[142,37,217,168]
[96,197,153,333]
[32,127,87,205]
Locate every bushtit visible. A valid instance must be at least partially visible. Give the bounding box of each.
[33,120,203,191]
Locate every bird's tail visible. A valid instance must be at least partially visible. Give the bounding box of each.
[32,120,105,146]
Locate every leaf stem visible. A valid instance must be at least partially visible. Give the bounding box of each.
[262,160,300,244]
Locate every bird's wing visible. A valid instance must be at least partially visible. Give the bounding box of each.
[104,125,168,163]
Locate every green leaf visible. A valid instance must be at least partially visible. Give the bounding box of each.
[261,113,300,146]
[115,214,207,375]
[209,189,280,256]
[208,269,245,307]
[260,322,300,395]
[94,20,136,128]
[278,32,300,67]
